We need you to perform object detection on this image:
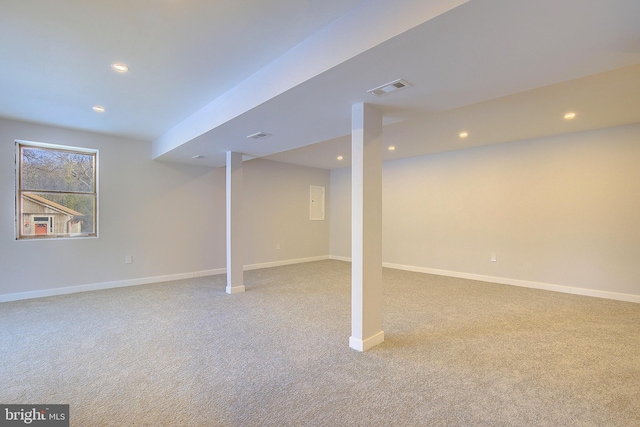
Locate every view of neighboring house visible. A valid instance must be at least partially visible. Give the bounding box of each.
[21,193,84,236]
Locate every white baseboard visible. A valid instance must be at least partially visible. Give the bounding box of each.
[244,255,330,271]
[349,331,385,352]
[193,268,227,278]
[0,256,330,303]
[382,261,640,304]
[330,256,639,304]
[226,285,246,294]
[0,268,226,303]
[4,256,636,305]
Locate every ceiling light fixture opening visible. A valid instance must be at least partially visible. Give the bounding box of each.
[367,79,412,96]
[564,112,576,120]
[92,106,105,113]
[388,146,396,151]
[246,132,271,140]
[191,155,205,159]
[459,131,469,138]
[112,63,130,73]
[337,155,344,161]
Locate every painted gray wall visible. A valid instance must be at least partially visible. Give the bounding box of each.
[4,116,638,300]
[0,119,329,298]
[330,124,640,297]
[242,158,330,266]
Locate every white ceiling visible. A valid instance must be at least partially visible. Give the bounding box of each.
[2,0,640,170]
[0,0,368,139]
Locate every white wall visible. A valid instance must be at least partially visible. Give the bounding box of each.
[330,166,352,259]
[330,124,640,300]
[1,119,330,300]
[242,158,330,266]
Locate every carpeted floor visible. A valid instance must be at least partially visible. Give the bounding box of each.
[1,260,638,426]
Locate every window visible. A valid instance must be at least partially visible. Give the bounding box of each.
[16,141,98,239]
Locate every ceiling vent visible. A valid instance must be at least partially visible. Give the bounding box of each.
[246,131,272,140]
[367,79,412,96]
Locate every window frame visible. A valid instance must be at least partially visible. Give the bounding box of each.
[15,140,99,240]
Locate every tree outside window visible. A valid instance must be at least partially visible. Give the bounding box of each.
[16,141,98,239]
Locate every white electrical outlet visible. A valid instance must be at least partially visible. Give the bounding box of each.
[276,243,281,250]
[125,255,133,264]
[490,253,497,262]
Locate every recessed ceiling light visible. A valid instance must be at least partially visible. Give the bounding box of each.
[111,63,129,73]
[191,155,205,159]
[246,131,271,140]
[92,106,105,113]
[459,131,468,138]
[337,156,344,161]
[388,146,396,151]
[564,112,576,120]
[367,79,412,96]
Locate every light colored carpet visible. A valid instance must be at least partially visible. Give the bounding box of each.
[1,260,638,426]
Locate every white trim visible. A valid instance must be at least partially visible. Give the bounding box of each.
[6,257,635,305]
[349,331,385,352]
[192,268,227,278]
[0,268,227,303]
[0,257,331,303]
[243,255,330,271]
[381,262,640,304]
[226,285,246,294]
[15,140,99,240]
[330,256,640,304]
[15,139,99,154]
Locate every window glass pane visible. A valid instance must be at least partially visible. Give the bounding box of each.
[21,192,96,236]
[21,146,95,193]
[17,142,98,239]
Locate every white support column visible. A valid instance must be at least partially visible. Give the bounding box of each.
[226,151,245,294]
[350,103,384,352]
